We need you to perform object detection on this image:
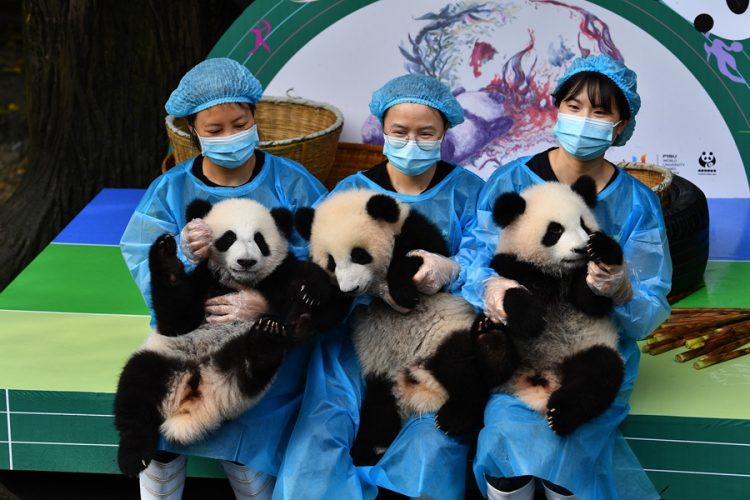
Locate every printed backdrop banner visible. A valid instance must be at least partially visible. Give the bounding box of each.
[210,0,750,198]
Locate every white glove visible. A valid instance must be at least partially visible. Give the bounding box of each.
[180,218,213,264]
[586,261,632,305]
[205,289,271,324]
[483,275,524,324]
[408,249,460,295]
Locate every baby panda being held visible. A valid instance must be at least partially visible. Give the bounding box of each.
[296,189,515,466]
[114,198,349,477]
[485,176,625,437]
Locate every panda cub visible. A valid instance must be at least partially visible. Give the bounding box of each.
[114,198,348,477]
[482,176,625,436]
[296,189,515,465]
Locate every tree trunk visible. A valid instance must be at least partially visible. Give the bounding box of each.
[0,0,241,289]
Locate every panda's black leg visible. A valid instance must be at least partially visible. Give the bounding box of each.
[471,315,518,390]
[546,345,624,436]
[386,255,424,310]
[149,234,207,336]
[213,318,288,398]
[114,351,177,477]
[427,331,486,436]
[351,375,401,467]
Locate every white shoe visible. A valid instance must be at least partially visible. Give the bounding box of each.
[220,460,275,499]
[542,481,578,500]
[139,455,187,500]
[486,476,535,500]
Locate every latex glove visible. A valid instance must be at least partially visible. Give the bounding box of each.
[180,218,213,264]
[586,261,632,305]
[408,249,460,295]
[205,289,270,324]
[483,275,523,324]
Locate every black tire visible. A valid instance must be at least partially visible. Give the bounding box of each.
[662,174,709,298]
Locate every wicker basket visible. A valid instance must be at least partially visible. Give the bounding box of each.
[617,161,673,207]
[164,96,344,183]
[326,142,385,189]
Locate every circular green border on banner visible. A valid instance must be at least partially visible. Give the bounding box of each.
[209,0,750,185]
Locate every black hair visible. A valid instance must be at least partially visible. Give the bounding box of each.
[552,71,630,120]
[185,102,256,150]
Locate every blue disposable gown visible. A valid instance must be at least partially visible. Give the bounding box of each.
[119,153,326,475]
[460,157,672,499]
[274,166,484,500]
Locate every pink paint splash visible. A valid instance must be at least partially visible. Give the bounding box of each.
[469,40,498,77]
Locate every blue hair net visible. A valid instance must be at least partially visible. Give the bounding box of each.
[165,58,263,117]
[553,55,640,146]
[369,74,465,128]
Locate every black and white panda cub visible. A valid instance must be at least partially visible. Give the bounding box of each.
[481,176,625,437]
[296,189,515,465]
[114,198,349,477]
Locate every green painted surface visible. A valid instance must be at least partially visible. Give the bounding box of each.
[11,413,117,445]
[0,244,148,316]
[0,311,149,393]
[672,261,750,309]
[622,416,750,500]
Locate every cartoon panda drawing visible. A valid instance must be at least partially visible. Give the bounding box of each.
[698,151,716,168]
[295,189,515,465]
[114,198,349,477]
[482,177,625,436]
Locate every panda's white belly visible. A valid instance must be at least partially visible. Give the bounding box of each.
[516,301,620,372]
[143,322,248,360]
[351,292,476,379]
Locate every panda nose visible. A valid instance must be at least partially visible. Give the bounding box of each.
[237,259,257,269]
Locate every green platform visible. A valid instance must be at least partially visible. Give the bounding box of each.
[1,243,750,495]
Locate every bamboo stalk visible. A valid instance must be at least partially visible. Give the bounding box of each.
[694,346,750,370]
[675,333,750,363]
[669,307,747,315]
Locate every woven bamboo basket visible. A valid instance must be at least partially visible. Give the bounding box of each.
[617,161,673,207]
[326,142,385,189]
[165,96,344,183]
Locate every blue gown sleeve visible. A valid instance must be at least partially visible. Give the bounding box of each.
[446,168,484,293]
[119,175,185,313]
[610,186,672,341]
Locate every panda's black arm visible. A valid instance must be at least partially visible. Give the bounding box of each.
[489,253,554,292]
[149,235,213,336]
[386,211,451,309]
[569,268,614,317]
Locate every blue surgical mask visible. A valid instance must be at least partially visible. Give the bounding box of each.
[198,125,259,169]
[382,134,442,176]
[553,113,621,161]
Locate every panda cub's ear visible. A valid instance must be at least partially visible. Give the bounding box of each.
[571,175,597,208]
[366,194,400,223]
[295,207,315,241]
[271,208,293,240]
[186,199,212,221]
[492,192,526,228]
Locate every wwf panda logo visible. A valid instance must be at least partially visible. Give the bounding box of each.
[662,0,749,39]
[698,151,716,168]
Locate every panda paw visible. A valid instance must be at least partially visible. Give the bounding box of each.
[296,283,324,308]
[117,443,151,477]
[587,232,623,266]
[251,317,288,341]
[435,403,481,436]
[471,314,503,335]
[546,390,586,437]
[149,234,184,284]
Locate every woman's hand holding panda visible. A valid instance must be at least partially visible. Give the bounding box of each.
[585,231,632,305]
[205,288,271,324]
[180,218,214,263]
[483,275,524,324]
[407,249,460,295]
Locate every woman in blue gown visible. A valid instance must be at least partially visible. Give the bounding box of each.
[274,74,484,500]
[119,58,326,500]
[461,55,671,500]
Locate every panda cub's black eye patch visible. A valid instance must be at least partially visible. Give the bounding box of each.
[327,254,336,272]
[351,247,373,265]
[214,231,237,252]
[581,217,593,235]
[542,222,564,247]
[254,232,270,256]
